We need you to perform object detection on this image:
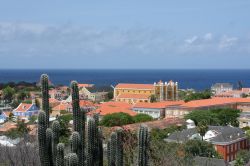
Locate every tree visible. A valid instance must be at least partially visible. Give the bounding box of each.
[235,150,250,165]
[133,113,153,123]
[2,86,15,103]
[107,91,114,100]
[184,90,212,102]
[184,140,220,158]
[100,112,134,127]
[196,121,208,141]
[150,94,157,103]
[184,108,240,127]
[17,91,30,101]
[35,98,40,108]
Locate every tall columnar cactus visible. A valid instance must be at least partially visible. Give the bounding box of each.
[107,140,111,166]
[138,125,150,166]
[109,132,117,166]
[98,128,103,166]
[46,128,53,166]
[86,117,96,166]
[116,128,123,166]
[52,120,60,163]
[38,111,50,166]
[56,143,65,166]
[40,74,50,128]
[70,81,84,165]
[70,131,82,166]
[64,153,79,166]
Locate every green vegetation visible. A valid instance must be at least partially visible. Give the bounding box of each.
[196,121,208,141]
[6,119,30,139]
[151,125,185,140]
[184,108,241,126]
[235,150,250,166]
[100,113,154,127]
[133,113,153,123]
[184,140,221,158]
[100,112,134,127]
[183,89,212,102]
[2,86,15,103]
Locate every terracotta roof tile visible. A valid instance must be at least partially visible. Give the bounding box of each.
[88,101,136,116]
[14,103,33,112]
[134,101,185,109]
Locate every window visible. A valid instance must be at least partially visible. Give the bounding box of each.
[227,146,230,153]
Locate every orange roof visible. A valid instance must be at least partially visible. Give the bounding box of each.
[115,83,154,90]
[78,84,93,88]
[242,88,250,93]
[79,100,95,107]
[14,103,33,112]
[134,100,185,109]
[117,93,150,99]
[49,98,60,103]
[0,122,17,132]
[179,97,250,108]
[52,103,70,111]
[88,101,137,116]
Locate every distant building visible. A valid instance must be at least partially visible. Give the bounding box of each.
[114,80,178,104]
[165,126,249,162]
[132,101,184,118]
[211,83,233,94]
[88,101,136,120]
[165,98,250,118]
[79,85,109,102]
[13,103,39,117]
[0,111,9,123]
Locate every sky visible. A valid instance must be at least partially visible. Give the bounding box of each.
[0,0,250,69]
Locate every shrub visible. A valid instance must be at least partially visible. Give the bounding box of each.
[133,113,153,123]
[100,112,134,127]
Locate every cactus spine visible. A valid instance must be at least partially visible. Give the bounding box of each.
[56,143,65,166]
[38,111,49,166]
[65,153,79,166]
[116,128,123,166]
[109,132,117,166]
[98,128,103,166]
[52,120,60,163]
[40,74,50,128]
[46,128,53,166]
[86,117,95,166]
[138,125,150,166]
[71,81,84,166]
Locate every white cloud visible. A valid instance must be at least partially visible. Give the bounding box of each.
[185,36,198,44]
[203,33,213,41]
[219,35,238,49]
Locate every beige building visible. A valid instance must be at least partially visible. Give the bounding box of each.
[114,80,178,104]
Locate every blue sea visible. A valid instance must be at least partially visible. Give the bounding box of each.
[0,69,250,90]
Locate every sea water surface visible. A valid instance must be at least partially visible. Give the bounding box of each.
[0,69,249,90]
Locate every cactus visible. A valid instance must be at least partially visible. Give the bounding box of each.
[65,153,79,166]
[40,74,50,128]
[46,128,53,166]
[70,131,83,166]
[38,111,50,166]
[116,128,123,166]
[107,140,111,166]
[109,132,117,166]
[86,117,95,166]
[98,128,103,166]
[56,143,64,166]
[138,125,150,166]
[52,121,60,162]
[70,81,84,166]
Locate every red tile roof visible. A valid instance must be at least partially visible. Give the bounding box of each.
[14,103,33,112]
[116,93,150,99]
[115,83,154,90]
[52,103,70,111]
[78,84,93,88]
[179,97,250,108]
[134,101,185,109]
[88,101,137,116]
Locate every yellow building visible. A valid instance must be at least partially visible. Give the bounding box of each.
[114,81,178,104]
